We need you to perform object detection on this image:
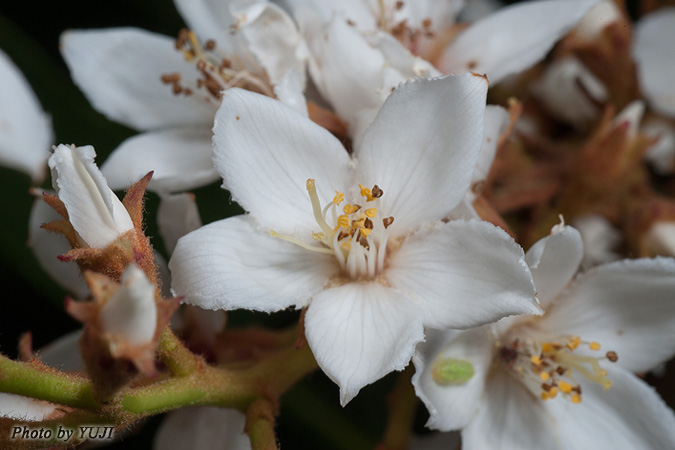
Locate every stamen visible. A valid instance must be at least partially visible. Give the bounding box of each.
[365,208,378,218]
[498,333,618,404]
[269,230,333,254]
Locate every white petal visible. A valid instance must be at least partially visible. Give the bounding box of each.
[61,28,214,130]
[572,214,621,269]
[412,328,493,432]
[273,69,308,117]
[49,145,134,248]
[524,223,583,308]
[440,0,598,84]
[301,16,396,135]
[0,393,56,421]
[471,104,510,186]
[231,2,307,85]
[645,222,675,257]
[531,56,607,127]
[28,196,89,298]
[305,282,424,405]
[356,74,488,235]
[541,257,675,373]
[544,366,675,450]
[100,264,157,348]
[0,50,52,182]
[634,8,675,118]
[157,193,202,255]
[458,0,502,22]
[38,330,85,372]
[387,220,540,330]
[213,89,352,234]
[169,215,336,311]
[642,116,675,174]
[101,127,219,193]
[462,371,559,450]
[173,0,237,52]
[154,407,251,450]
[573,0,622,41]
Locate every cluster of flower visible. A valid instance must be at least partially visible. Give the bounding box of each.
[1,0,675,449]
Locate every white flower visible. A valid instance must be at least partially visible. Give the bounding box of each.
[153,407,250,450]
[0,48,52,182]
[100,263,157,354]
[169,74,541,405]
[634,7,675,119]
[60,0,306,193]
[572,215,620,269]
[48,144,134,249]
[0,394,57,421]
[412,224,675,449]
[289,0,596,140]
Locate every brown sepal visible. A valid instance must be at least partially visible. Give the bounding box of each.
[122,171,153,230]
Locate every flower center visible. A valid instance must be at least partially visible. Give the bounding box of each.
[375,0,434,53]
[271,178,394,279]
[160,29,273,104]
[497,333,618,404]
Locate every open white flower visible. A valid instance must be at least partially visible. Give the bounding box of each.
[61,0,306,193]
[169,74,541,404]
[48,144,133,249]
[289,0,596,140]
[412,224,675,449]
[0,49,52,183]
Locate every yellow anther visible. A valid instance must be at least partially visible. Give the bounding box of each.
[337,215,350,229]
[602,379,612,391]
[359,184,375,201]
[365,208,378,218]
[589,342,601,351]
[558,381,573,394]
[312,232,326,241]
[541,392,550,401]
[360,228,372,238]
[540,372,550,381]
[566,336,581,350]
[352,217,365,229]
[530,355,542,365]
[549,387,558,398]
[571,394,582,404]
[542,342,555,353]
[333,191,345,205]
[343,204,360,214]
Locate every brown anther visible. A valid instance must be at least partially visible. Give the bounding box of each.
[541,383,552,392]
[422,18,432,29]
[172,84,182,95]
[337,231,349,241]
[396,1,404,9]
[196,60,208,72]
[371,185,384,198]
[220,58,232,69]
[467,60,477,70]
[160,73,181,84]
[205,39,216,50]
[498,346,518,364]
[572,385,582,394]
[346,19,356,26]
[183,88,193,96]
[359,235,370,249]
[383,217,394,229]
[176,28,189,49]
[364,218,374,230]
[556,366,567,375]
[606,351,618,362]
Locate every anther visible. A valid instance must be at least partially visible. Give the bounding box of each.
[589,342,601,350]
[371,185,384,198]
[383,217,394,229]
[365,208,378,218]
[606,351,618,362]
[205,39,216,50]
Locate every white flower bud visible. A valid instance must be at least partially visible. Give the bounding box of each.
[100,264,157,352]
[48,144,134,248]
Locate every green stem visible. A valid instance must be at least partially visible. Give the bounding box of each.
[0,355,97,410]
[246,398,279,450]
[157,328,201,377]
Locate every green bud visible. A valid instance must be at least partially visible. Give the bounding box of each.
[431,358,475,385]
